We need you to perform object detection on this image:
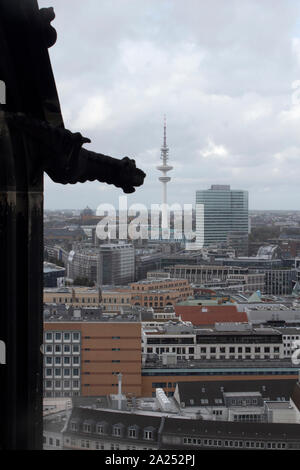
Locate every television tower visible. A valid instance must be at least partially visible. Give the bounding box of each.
[157,116,173,229]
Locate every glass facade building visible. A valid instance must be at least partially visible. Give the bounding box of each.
[196,185,249,248]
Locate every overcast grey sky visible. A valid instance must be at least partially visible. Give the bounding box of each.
[39,0,300,211]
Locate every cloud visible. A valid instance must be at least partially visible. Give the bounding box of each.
[198,138,229,159]
[39,0,300,210]
[73,95,112,131]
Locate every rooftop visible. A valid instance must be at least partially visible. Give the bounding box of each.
[43,419,66,434]
[131,278,189,285]
[43,304,141,323]
[162,416,300,440]
[175,379,297,408]
[63,402,300,443]
[174,305,248,326]
[265,402,293,410]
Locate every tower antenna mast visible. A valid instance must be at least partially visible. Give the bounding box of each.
[157,115,173,229]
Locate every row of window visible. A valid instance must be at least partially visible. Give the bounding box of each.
[198,346,280,353]
[51,297,98,303]
[198,355,280,361]
[142,302,166,307]
[44,380,80,389]
[44,344,80,354]
[44,391,79,398]
[196,336,281,344]
[147,346,280,359]
[45,332,80,342]
[143,296,171,301]
[43,436,61,447]
[147,339,194,346]
[147,342,280,353]
[147,347,193,356]
[178,269,245,275]
[65,439,155,451]
[133,282,188,291]
[45,368,80,377]
[149,346,280,353]
[233,414,263,422]
[45,356,79,366]
[182,437,289,449]
[228,398,259,406]
[143,371,297,378]
[72,422,154,440]
[103,298,130,303]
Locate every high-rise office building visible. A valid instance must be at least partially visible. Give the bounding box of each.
[67,242,135,286]
[195,185,249,249]
[100,243,135,285]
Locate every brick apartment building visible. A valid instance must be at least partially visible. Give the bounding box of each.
[130,278,193,310]
[45,286,134,312]
[44,316,142,398]
[44,278,193,313]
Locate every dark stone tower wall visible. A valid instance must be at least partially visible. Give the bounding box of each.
[0,185,43,450]
[0,0,58,449]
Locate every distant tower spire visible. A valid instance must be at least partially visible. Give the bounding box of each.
[157,115,173,230]
[163,114,167,149]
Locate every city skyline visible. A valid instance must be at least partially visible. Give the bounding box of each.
[4,0,300,452]
[40,0,300,211]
